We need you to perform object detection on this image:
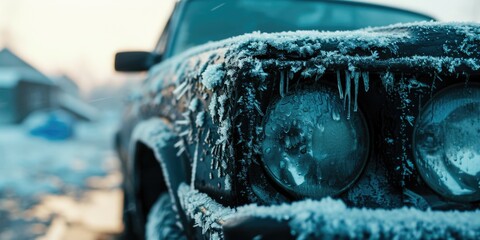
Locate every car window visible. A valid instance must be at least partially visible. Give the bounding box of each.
[153,18,172,56]
[170,0,432,55]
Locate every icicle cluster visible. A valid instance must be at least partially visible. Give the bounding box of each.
[336,70,370,119]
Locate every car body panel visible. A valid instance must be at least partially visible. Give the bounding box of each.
[126,21,480,205]
[115,2,480,239]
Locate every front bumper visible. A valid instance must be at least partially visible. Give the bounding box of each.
[178,184,480,240]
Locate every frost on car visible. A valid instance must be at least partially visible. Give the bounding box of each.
[114,0,480,240]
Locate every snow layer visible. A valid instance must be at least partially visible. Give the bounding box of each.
[178,183,480,240]
[0,116,118,196]
[178,184,235,240]
[201,64,225,90]
[131,118,174,150]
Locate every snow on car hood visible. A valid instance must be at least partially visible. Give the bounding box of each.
[147,21,480,91]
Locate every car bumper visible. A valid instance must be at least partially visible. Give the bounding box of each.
[178,184,480,240]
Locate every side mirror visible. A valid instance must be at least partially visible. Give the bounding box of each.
[114,51,162,72]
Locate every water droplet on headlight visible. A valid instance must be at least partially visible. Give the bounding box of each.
[331,108,341,121]
[265,147,271,154]
[262,88,369,199]
[414,85,480,202]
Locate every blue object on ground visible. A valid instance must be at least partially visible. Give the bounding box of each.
[28,110,75,140]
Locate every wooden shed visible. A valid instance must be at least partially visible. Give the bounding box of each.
[0,48,98,124]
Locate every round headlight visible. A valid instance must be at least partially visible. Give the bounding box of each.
[413,85,480,202]
[261,89,369,199]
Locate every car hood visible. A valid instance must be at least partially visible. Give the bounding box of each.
[148,21,480,91]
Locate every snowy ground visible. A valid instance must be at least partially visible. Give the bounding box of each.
[0,113,123,240]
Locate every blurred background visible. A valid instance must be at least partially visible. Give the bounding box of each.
[0,0,478,239]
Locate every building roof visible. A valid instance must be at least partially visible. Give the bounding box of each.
[51,74,79,95]
[0,48,55,87]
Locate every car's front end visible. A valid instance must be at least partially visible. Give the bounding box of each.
[143,22,480,239]
[117,1,480,239]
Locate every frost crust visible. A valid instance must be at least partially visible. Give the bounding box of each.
[178,183,480,240]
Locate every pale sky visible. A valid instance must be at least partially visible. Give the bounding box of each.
[357,0,480,22]
[0,0,479,92]
[0,0,176,92]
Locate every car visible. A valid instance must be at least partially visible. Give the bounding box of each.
[114,0,480,239]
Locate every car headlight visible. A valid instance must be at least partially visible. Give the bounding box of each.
[413,85,480,202]
[261,88,369,199]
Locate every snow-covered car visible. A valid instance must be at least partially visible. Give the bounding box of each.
[114,0,480,239]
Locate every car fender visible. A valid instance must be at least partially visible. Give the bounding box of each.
[129,117,191,231]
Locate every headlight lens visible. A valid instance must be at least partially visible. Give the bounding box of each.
[413,85,480,202]
[262,89,369,199]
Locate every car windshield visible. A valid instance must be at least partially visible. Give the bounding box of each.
[170,0,432,55]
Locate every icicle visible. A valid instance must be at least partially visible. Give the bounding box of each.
[215,157,220,169]
[196,111,205,128]
[465,74,470,86]
[344,71,351,120]
[435,72,444,82]
[205,130,211,143]
[381,72,394,92]
[315,65,326,81]
[285,70,289,95]
[188,98,200,112]
[430,73,437,95]
[174,139,184,148]
[279,71,285,98]
[210,156,215,170]
[337,70,344,99]
[362,72,370,92]
[221,160,227,170]
[224,175,232,191]
[406,115,415,126]
[331,105,341,121]
[353,71,360,112]
[173,80,189,100]
[176,146,186,157]
[179,129,189,137]
[254,101,264,116]
[191,141,200,188]
[175,119,190,126]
